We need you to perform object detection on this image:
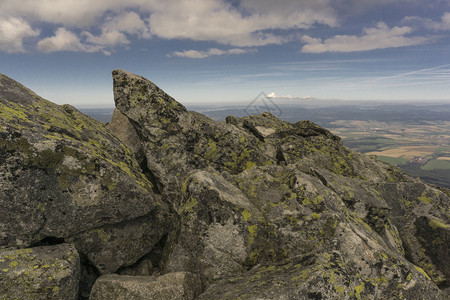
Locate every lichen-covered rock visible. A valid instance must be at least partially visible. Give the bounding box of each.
[112,69,274,199]
[1,70,448,299]
[89,272,201,300]
[0,74,160,248]
[0,244,80,299]
[0,73,173,295]
[111,70,449,298]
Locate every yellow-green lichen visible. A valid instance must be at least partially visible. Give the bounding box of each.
[0,102,29,122]
[414,265,431,280]
[182,197,198,213]
[311,213,321,220]
[354,282,365,300]
[204,139,217,160]
[180,178,189,196]
[242,209,251,222]
[244,161,257,170]
[37,203,45,212]
[418,192,432,204]
[248,225,258,245]
[9,261,18,268]
[429,219,449,229]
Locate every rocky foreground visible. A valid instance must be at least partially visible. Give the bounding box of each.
[0,70,449,299]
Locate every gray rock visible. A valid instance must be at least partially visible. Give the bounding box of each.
[68,207,173,274]
[0,73,162,248]
[0,73,173,295]
[89,272,201,300]
[111,69,449,298]
[112,69,274,200]
[0,244,80,299]
[107,108,143,159]
[1,70,448,299]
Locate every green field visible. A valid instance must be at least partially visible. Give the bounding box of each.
[421,159,450,170]
[376,156,409,166]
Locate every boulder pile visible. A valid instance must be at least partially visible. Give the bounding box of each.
[0,70,448,299]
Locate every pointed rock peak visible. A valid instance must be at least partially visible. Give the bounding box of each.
[112,69,187,122]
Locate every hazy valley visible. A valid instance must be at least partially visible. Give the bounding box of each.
[82,101,450,188]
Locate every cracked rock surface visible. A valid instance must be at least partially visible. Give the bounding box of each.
[0,70,448,299]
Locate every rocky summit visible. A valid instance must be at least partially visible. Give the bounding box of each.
[0,70,449,299]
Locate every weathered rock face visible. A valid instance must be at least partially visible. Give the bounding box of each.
[90,272,201,300]
[112,69,449,299]
[1,70,449,299]
[0,244,80,299]
[0,73,173,297]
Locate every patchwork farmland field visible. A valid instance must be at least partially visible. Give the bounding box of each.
[329,120,450,187]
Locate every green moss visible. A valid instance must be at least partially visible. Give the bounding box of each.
[311,213,321,220]
[57,174,70,189]
[32,149,64,168]
[0,137,32,156]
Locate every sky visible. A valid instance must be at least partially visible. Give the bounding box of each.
[1,0,450,107]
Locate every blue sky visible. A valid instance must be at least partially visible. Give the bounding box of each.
[1,0,450,107]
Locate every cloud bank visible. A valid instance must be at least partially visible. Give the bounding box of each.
[169,48,257,59]
[301,22,432,53]
[0,0,447,55]
[0,17,40,53]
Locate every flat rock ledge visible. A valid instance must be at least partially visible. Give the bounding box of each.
[89,272,201,300]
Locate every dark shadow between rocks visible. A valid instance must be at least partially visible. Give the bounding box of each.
[30,236,66,247]
[79,254,101,300]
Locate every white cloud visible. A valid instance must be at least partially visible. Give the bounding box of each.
[240,0,338,28]
[403,12,450,31]
[36,12,153,54]
[103,11,151,39]
[83,12,150,49]
[0,0,141,27]
[0,17,40,53]
[0,0,440,54]
[1,0,337,52]
[301,22,432,53]
[37,27,97,53]
[169,48,257,59]
[266,92,294,99]
[148,0,337,47]
[83,30,129,48]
